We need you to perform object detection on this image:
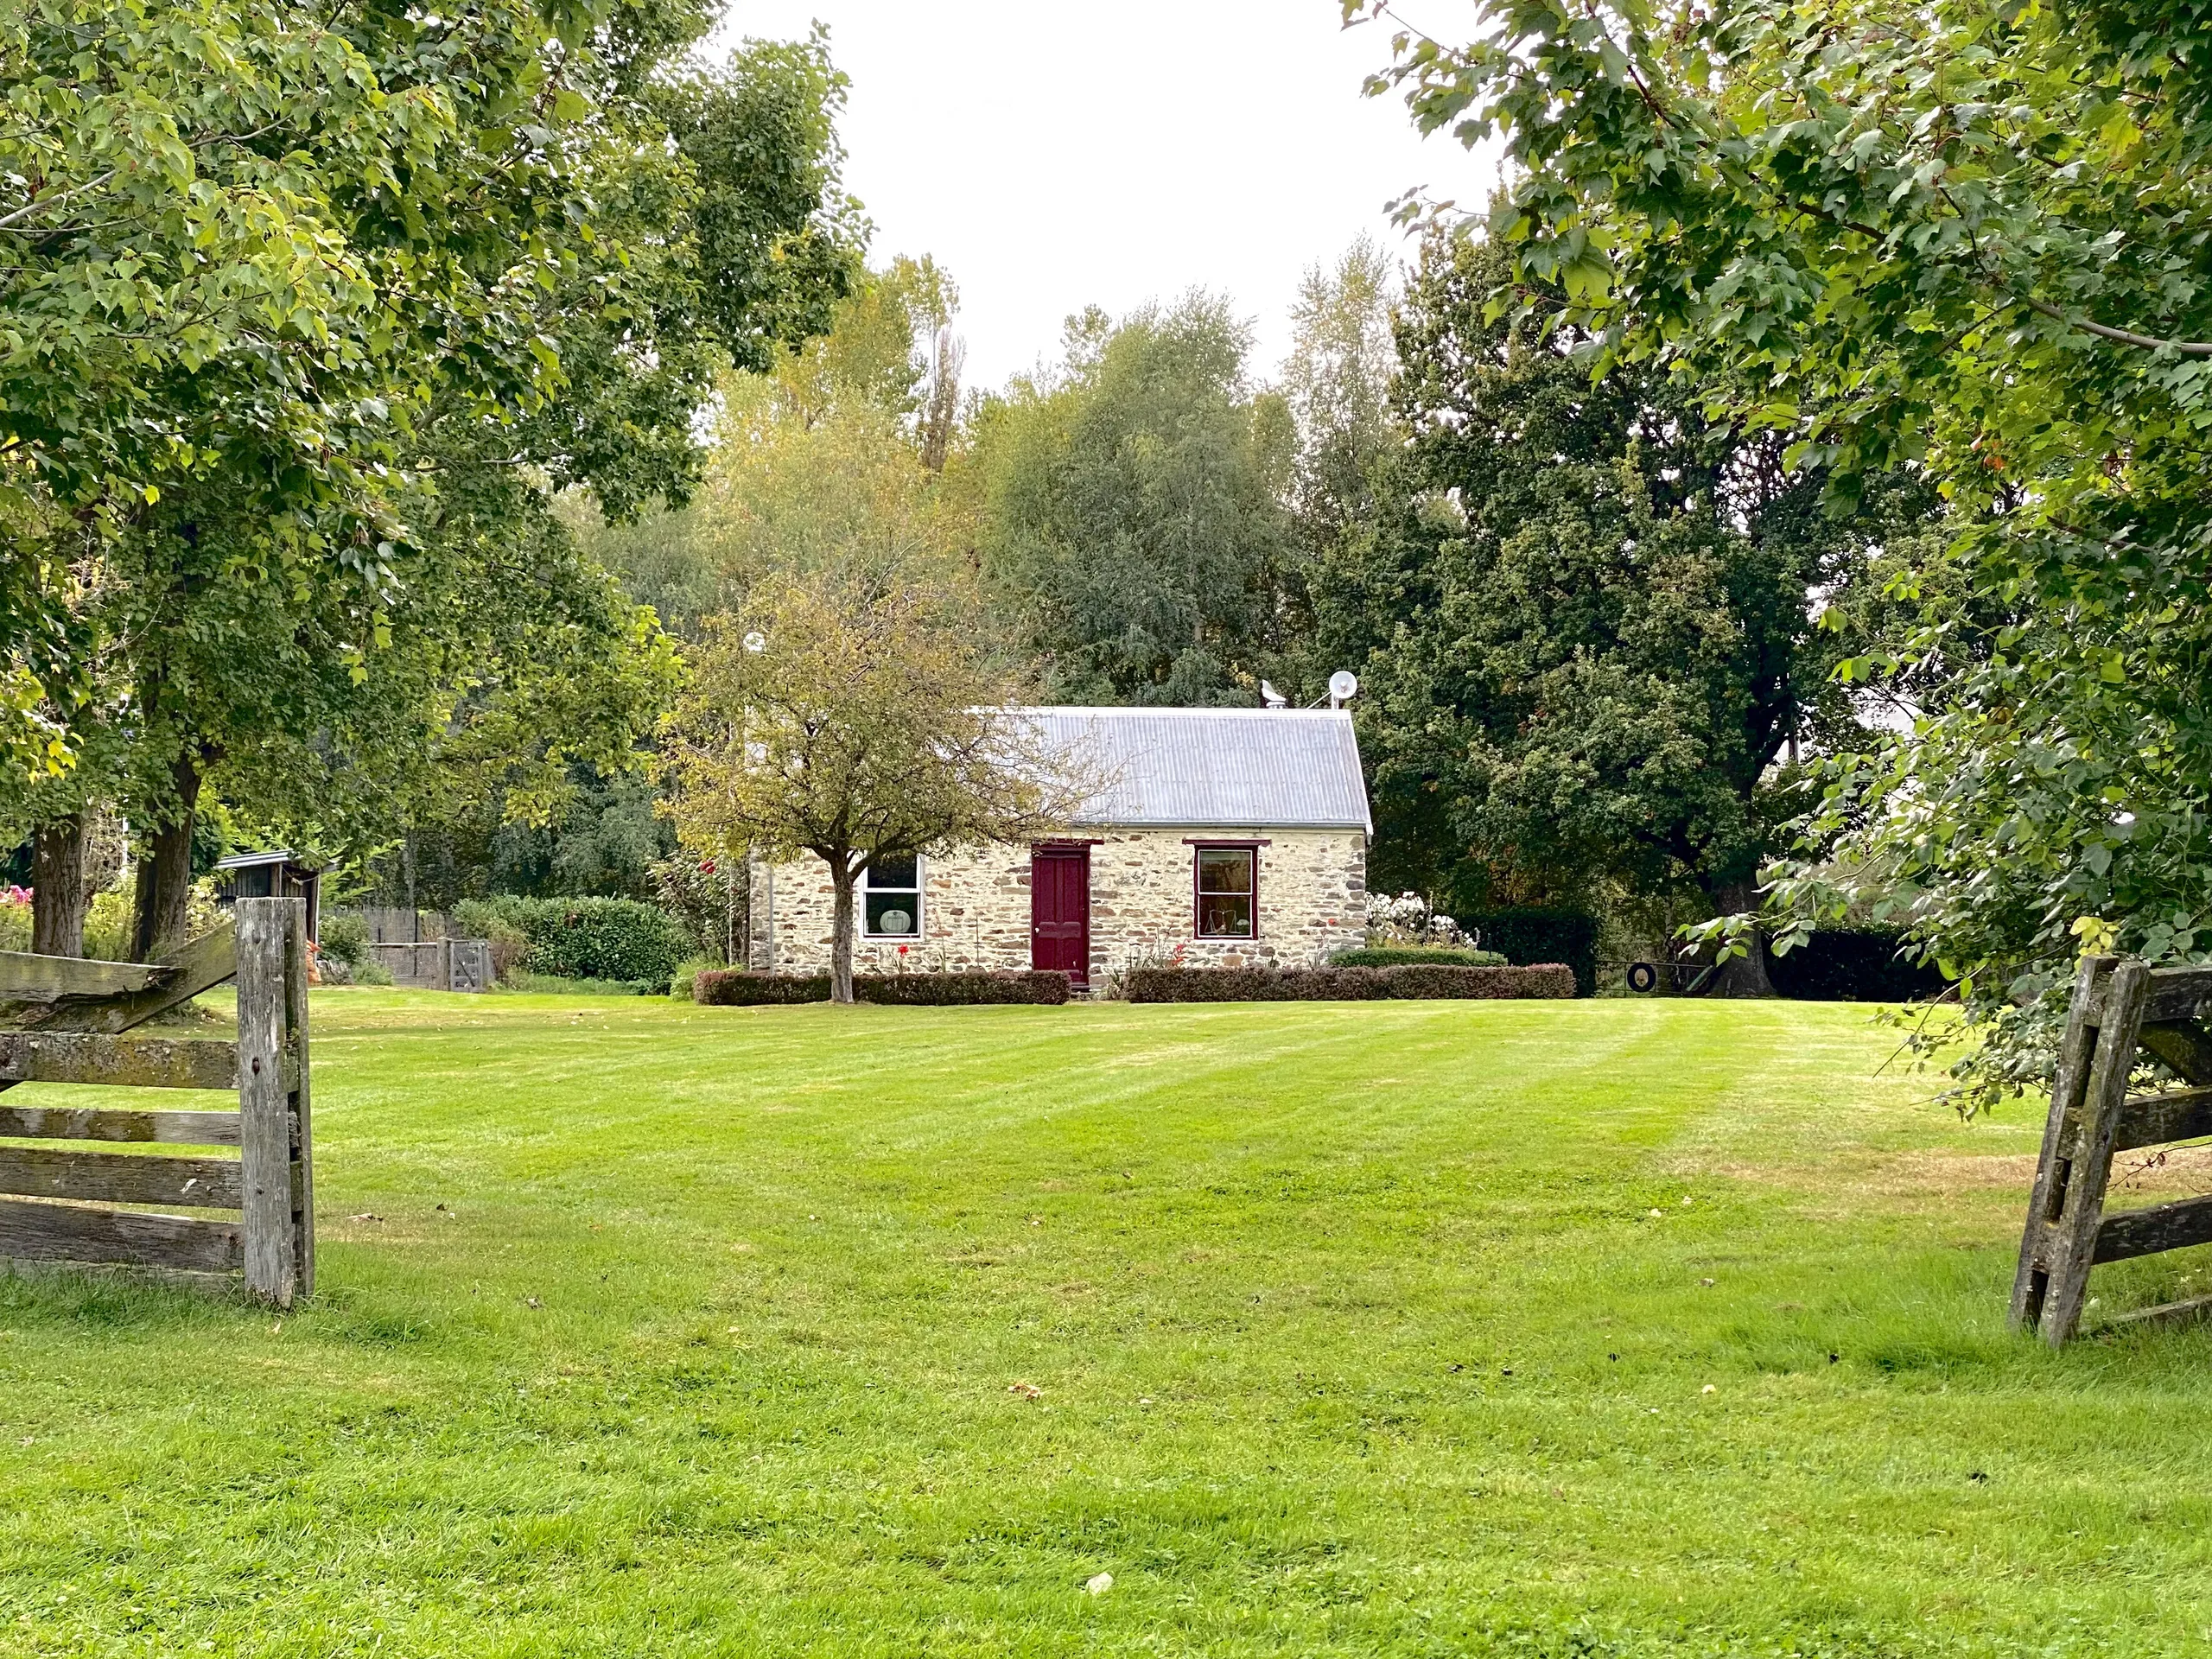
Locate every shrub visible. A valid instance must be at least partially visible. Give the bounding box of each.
[454,896,688,987]
[1767,927,1949,1002]
[652,855,747,963]
[317,910,369,966]
[1380,963,1576,999]
[478,918,531,983]
[855,970,1071,1006]
[1332,945,1507,968]
[1125,966,1388,1002]
[353,955,395,987]
[1124,963,1576,1002]
[694,969,1073,1007]
[1456,910,1599,995]
[670,956,721,1001]
[695,971,828,1006]
[82,887,133,962]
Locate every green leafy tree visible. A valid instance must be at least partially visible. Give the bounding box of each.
[661,570,1072,1003]
[0,0,577,745]
[579,255,967,640]
[1283,238,1400,557]
[1319,234,1929,992]
[969,296,1300,706]
[1351,0,2212,1085]
[3,10,858,956]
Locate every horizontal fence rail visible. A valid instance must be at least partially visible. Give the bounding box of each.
[0,899,313,1303]
[0,1105,244,1146]
[0,1033,258,1091]
[2016,957,2212,1341]
[0,1146,245,1208]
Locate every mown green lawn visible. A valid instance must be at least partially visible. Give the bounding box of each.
[3,991,2210,1656]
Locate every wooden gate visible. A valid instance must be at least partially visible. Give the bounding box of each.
[0,897,313,1306]
[2013,953,2212,1343]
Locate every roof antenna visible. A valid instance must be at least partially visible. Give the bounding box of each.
[1328,670,1359,710]
[1260,679,1288,709]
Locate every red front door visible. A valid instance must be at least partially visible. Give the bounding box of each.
[1031,848,1090,983]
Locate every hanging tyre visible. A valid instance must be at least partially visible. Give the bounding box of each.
[1626,961,1659,994]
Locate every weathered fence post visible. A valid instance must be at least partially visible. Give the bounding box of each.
[0,912,312,1294]
[283,897,315,1300]
[236,899,302,1306]
[2015,956,2212,1341]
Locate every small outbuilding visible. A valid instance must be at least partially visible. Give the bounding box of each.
[748,707,1372,989]
[213,850,324,943]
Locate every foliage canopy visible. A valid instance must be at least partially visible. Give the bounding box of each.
[1353,0,2212,1085]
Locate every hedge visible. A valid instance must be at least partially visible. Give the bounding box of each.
[454,896,690,988]
[1331,945,1507,968]
[695,969,1072,1007]
[1767,927,1949,1002]
[1456,910,1599,995]
[1125,963,1576,1002]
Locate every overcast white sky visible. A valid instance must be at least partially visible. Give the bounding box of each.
[709,3,1493,391]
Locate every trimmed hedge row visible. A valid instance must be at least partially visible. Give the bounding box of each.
[456,896,690,987]
[695,969,1072,1007]
[1332,945,1507,968]
[1126,963,1576,1002]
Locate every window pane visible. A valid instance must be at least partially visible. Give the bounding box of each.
[1198,893,1253,938]
[867,854,918,890]
[1197,848,1253,894]
[867,893,918,935]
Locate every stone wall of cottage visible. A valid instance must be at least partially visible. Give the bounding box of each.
[752,829,1367,982]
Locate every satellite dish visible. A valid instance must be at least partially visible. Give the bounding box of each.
[742,631,766,653]
[1328,670,1359,708]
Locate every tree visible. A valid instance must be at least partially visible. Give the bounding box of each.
[576,255,969,639]
[0,0,585,756]
[765,255,960,434]
[660,571,1074,1002]
[1317,233,1927,993]
[1283,237,1400,555]
[1351,0,2212,1083]
[2,11,859,957]
[969,296,1300,705]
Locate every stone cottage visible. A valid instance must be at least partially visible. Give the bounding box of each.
[747,707,1371,988]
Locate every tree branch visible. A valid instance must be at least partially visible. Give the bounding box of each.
[2018,296,2212,357]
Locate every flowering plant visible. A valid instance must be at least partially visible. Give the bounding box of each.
[1364,892,1474,950]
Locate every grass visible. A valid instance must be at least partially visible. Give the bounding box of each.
[3,991,2212,1656]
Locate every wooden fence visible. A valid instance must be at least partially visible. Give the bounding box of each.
[368,936,492,993]
[0,897,313,1305]
[2014,954,2212,1343]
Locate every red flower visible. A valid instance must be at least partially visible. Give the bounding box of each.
[699,859,716,875]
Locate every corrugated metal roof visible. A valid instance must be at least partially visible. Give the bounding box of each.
[1022,707,1371,832]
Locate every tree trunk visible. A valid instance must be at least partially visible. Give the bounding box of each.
[830,859,858,1004]
[1705,878,1776,999]
[30,811,89,957]
[130,753,201,963]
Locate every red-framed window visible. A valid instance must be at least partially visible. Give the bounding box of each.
[1192,842,1260,938]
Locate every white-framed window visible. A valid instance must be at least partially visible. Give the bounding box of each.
[863,854,923,938]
